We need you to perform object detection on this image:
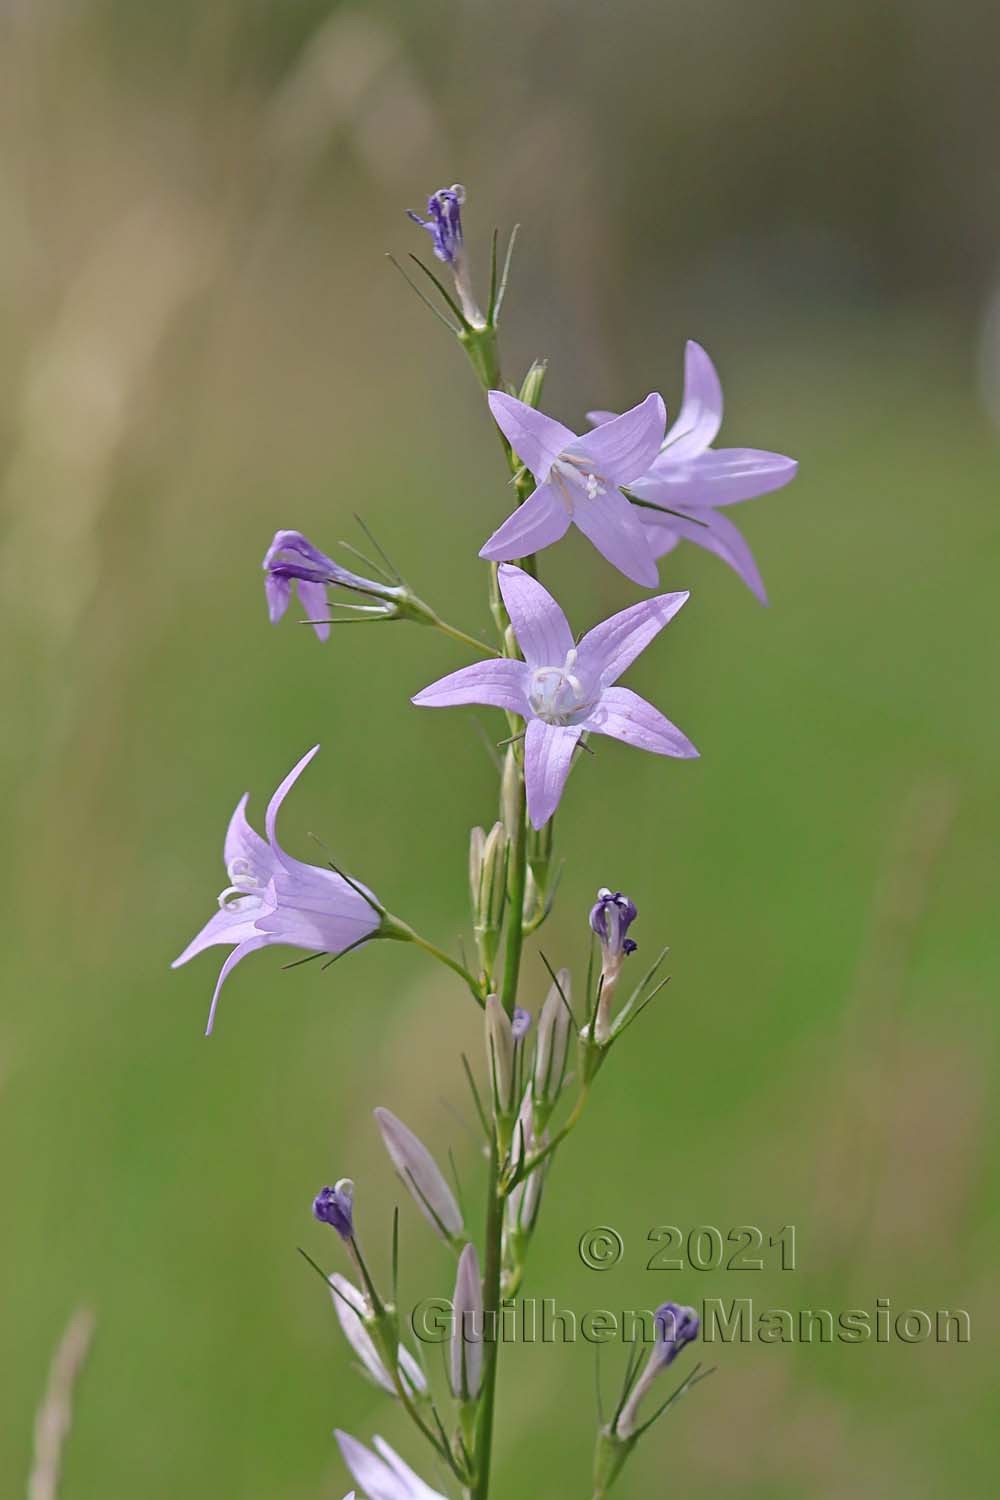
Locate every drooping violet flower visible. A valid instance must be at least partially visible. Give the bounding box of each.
[263,530,408,640]
[449,1242,484,1401]
[412,565,697,829]
[480,390,665,585]
[407,183,483,327]
[328,1273,427,1399]
[313,1179,355,1240]
[590,342,797,603]
[171,746,381,1035]
[615,1302,701,1438]
[335,1431,447,1500]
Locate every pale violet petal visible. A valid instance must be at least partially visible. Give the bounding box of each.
[372,1437,448,1500]
[662,341,723,459]
[585,408,619,427]
[576,592,689,686]
[523,719,582,830]
[411,658,529,714]
[295,578,331,642]
[335,1433,401,1500]
[497,564,573,669]
[644,508,767,603]
[171,904,270,969]
[478,481,570,563]
[264,745,322,850]
[571,487,658,587]
[487,391,576,481]
[632,448,797,509]
[585,686,699,758]
[223,793,276,881]
[205,935,275,1037]
[572,392,665,485]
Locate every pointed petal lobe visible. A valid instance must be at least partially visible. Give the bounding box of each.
[205,935,275,1036]
[633,448,797,510]
[662,341,723,459]
[571,487,658,587]
[411,658,529,713]
[295,578,331,641]
[487,391,575,481]
[265,745,321,851]
[479,481,569,563]
[572,392,666,485]
[576,592,690,686]
[171,904,269,968]
[497,564,573,669]
[585,687,699,758]
[643,508,767,603]
[523,719,582,829]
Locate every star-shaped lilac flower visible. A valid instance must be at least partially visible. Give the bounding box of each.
[171,746,380,1034]
[412,565,697,829]
[590,342,797,603]
[479,391,666,586]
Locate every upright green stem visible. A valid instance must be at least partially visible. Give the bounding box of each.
[473,763,528,1500]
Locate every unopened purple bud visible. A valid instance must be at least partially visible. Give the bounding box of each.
[407,184,466,266]
[652,1301,700,1368]
[312,1178,355,1241]
[615,1299,700,1439]
[512,1007,532,1041]
[589,888,639,960]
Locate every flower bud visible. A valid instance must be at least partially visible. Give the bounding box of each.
[449,1243,484,1401]
[525,817,554,923]
[500,747,520,841]
[406,183,483,327]
[589,888,638,1043]
[328,1273,427,1399]
[518,358,548,410]
[615,1301,700,1438]
[470,822,507,976]
[313,1178,355,1241]
[533,969,571,1128]
[485,993,515,1126]
[373,1107,464,1242]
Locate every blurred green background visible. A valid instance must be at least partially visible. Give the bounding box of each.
[3,1,999,1495]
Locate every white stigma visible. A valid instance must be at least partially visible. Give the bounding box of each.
[217,855,266,914]
[527,648,595,726]
[550,454,607,514]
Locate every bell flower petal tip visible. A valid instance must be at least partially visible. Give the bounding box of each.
[171,747,381,1035]
[335,1431,447,1500]
[609,341,797,602]
[479,390,666,586]
[412,565,697,830]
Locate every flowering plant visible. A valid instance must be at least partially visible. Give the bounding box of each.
[174,183,796,1498]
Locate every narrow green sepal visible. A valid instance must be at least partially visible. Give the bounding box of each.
[592,1425,635,1496]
